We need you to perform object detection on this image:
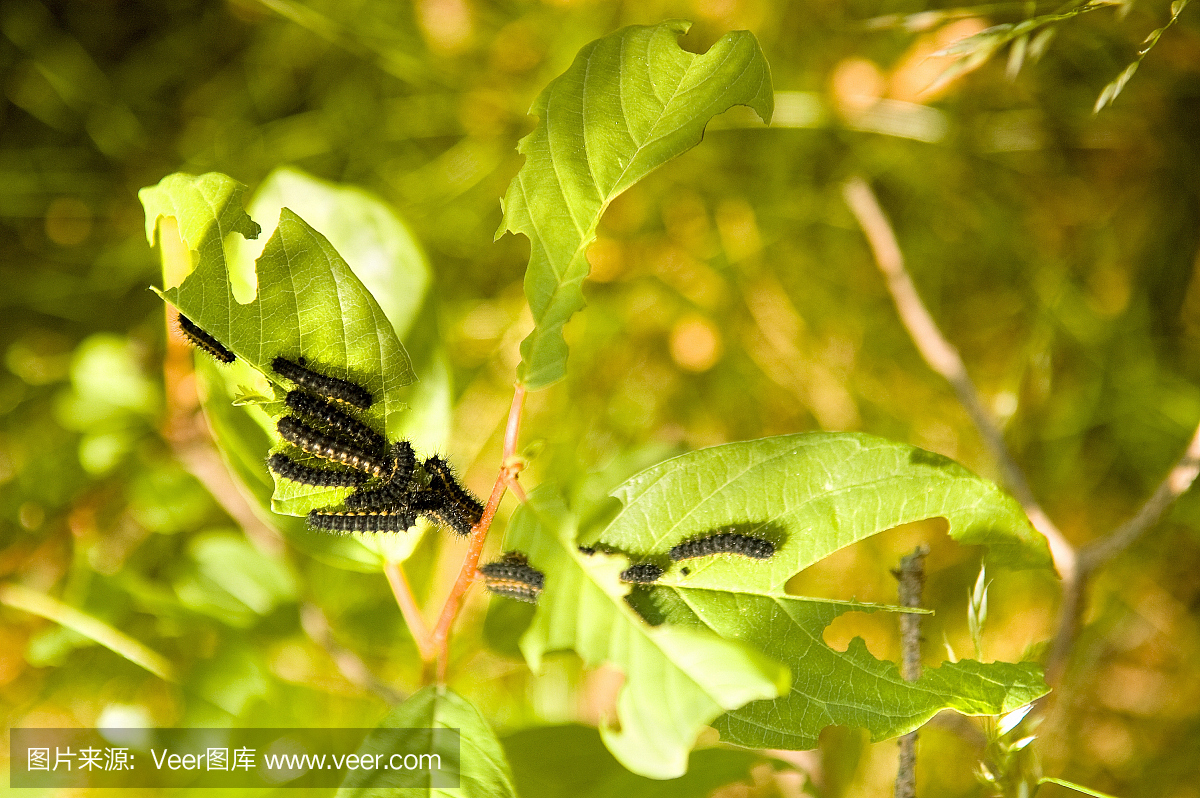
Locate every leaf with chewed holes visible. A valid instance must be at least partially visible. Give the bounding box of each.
[142,171,426,566]
[498,20,772,389]
[577,432,1050,751]
[501,487,790,780]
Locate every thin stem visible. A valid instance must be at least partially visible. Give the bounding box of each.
[428,383,528,682]
[1080,421,1200,570]
[893,545,929,798]
[430,472,508,682]
[1046,419,1200,680]
[844,176,1200,687]
[0,583,176,682]
[384,560,434,663]
[842,177,1076,584]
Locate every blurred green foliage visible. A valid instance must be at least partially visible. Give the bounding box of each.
[3,0,1200,796]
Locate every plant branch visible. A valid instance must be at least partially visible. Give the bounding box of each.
[429,384,527,681]
[844,177,1200,685]
[893,545,929,798]
[842,177,1076,584]
[1080,421,1200,570]
[384,560,434,663]
[1046,418,1200,679]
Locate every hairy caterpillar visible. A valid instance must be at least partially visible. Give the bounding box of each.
[478,552,544,604]
[343,442,419,510]
[307,507,418,534]
[268,452,366,488]
[284,390,385,454]
[272,356,372,410]
[177,314,235,363]
[668,531,775,561]
[276,416,389,477]
[419,455,483,536]
[619,563,664,584]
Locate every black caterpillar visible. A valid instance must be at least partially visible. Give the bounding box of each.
[344,441,418,510]
[478,552,544,604]
[307,507,418,534]
[418,455,483,536]
[668,531,775,561]
[178,314,235,363]
[285,390,385,454]
[268,452,366,488]
[620,563,664,584]
[272,356,372,410]
[276,416,390,477]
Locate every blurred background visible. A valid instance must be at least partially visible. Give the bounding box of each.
[2,0,1199,795]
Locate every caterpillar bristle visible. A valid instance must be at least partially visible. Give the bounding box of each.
[285,391,384,453]
[268,453,366,488]
[178,315,235,363]
[420,455,483,535]
[272,356,372,410]
[277,416,388,477]
[478,552,544,604]
[306,507,417,534]
[668,531,776,562]
[619,563,663,584]
[420,500,478,537]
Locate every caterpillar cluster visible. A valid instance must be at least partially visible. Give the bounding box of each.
[478,552,544,604]
[263,357,482,537]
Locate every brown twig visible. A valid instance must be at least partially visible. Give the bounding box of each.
[1046,419,1200,679]
[843,176,1200,685]
[842,177,1076,585]
[428,384,527,681]
[893,545,929,798]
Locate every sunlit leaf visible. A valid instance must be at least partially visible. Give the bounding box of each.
[141,171,415,452]
[586,432,1050,750]
[338,686,517,798]
[498,20,772,389]
[503,488,790,780]
[503,724,779,798]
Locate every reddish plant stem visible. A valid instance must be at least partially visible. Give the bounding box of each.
[428,384,527,682]
[384,559,434,663]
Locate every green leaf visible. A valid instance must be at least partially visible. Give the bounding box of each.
[596,432,1052,579]
[172,530,298,626]
[1039,777,1121,798]
[654,591,1048,749]
[142,171,433,565]
[503,487,790,780]
[587,432,1050,749]
[498,20,772,389]
[140,171,415,450]
[337,686,517,798]
[229,167,431,342]
[503,724,781,798]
